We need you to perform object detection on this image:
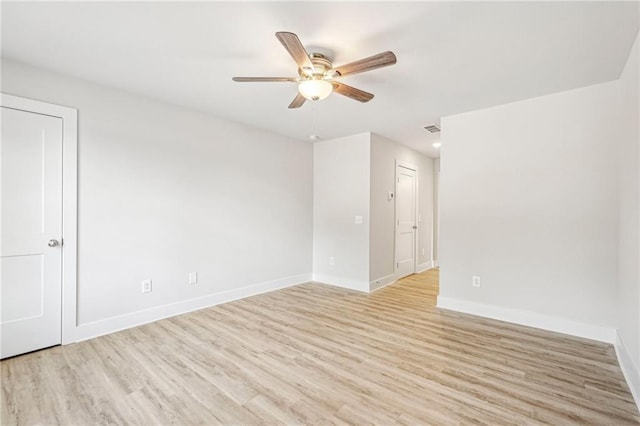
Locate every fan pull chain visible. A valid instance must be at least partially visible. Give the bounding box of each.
[309,102,320,141]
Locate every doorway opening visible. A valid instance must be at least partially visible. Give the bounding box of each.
[395,163,418,280]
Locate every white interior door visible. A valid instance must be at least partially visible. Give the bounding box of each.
[1,106,63,359]
[395,165,417,279]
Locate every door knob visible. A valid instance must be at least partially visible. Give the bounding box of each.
[413,226,418,230]
[48,239,60,247]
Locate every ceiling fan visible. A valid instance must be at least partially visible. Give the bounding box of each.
[232,32,397,109]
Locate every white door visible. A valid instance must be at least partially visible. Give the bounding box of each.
[395,165,417,279]
[1,106,63,359]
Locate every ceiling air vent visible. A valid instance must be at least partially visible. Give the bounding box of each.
[424,124,441,133]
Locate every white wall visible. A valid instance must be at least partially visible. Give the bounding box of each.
[617,32,640,402]
[313,133,371,291]
[369,133,434,283]
[1,60,313,336]
[439,80,620,341]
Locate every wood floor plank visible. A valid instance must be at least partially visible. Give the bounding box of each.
[2,268,639,425]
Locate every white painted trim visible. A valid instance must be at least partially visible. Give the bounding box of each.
[416,261,434,273]
[72,273,311,342]
[313,273,369,293]
[434,260,440,268]
[0,94,79,346]
[436,296,616,343]
[411,165,419,274]
[615,330,640,410]
[369,274,397,292]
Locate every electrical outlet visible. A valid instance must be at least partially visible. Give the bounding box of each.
[188,272,198,285]
[472,276,481,288]
[329,257,335,266]
[142,279,152,294]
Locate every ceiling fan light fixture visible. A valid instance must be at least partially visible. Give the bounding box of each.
[298,79,333,101]
[233,32,396,108]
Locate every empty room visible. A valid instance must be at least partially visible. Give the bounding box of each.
[1,1,639,424]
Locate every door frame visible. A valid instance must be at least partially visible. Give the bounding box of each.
[394,160,419,278]
[1,93,78,345]
[433,166,440,267]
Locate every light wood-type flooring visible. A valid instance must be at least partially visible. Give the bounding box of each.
[2,269,639,425]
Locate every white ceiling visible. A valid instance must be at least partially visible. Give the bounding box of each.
[2,2,638,158]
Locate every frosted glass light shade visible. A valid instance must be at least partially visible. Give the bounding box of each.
[298,79,333,101]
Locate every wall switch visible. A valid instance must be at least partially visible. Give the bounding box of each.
[354,216,363,225]
[329,257,335,266]
[421,248,425,256]
[188,272,198,285]
[472,276,481,288]
[142,279,152,294]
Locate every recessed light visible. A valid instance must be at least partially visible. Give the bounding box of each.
[309,135,320,140]
[432,141,441,148]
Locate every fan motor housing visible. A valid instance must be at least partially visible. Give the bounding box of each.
[299,53,334,78]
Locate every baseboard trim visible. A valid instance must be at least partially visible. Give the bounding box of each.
[436,296,616,344]
[433,260,440,268]
[72,273,312,343]
[416,261,434,273]
[615,330,640,410]
[369,274,397,292]
[312,273,369,293]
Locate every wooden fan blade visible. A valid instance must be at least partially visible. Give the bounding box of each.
[288,93,307,109]
[331,51,397,77]
[232,77,297,82]
[332,82,374,103]
[275,32,315,73]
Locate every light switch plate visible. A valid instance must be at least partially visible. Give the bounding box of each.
[355,216,363,225]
